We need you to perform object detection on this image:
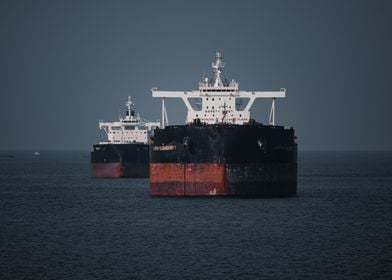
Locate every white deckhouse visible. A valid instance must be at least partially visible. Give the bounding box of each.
[152,52,286,128]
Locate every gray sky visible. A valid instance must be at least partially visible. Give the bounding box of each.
[1,0,391,151]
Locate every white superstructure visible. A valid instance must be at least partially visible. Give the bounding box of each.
[99,96,160,145]
[152,52,286,128]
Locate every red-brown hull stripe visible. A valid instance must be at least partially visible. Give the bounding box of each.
[150,163,228,196]
[91,163,123,178]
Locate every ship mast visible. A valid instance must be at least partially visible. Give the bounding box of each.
[125,96,135,120]
[212,51,224,87]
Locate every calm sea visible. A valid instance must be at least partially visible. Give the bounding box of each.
[0,151,391,279]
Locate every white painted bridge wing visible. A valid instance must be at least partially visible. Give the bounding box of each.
[152,89,286,98]
[152,90,201,98]
[238,90,286,98]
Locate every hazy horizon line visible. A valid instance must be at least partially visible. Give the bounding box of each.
[1,149,392,153]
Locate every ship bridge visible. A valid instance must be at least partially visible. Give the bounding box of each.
[152,51,286,127]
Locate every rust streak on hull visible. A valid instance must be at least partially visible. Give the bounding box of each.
[185,163,226,196]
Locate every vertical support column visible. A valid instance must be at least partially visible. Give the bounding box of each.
[272,97,275,126]
[161,98,165,129]
[164,104,169,127]
[269,98,275,126]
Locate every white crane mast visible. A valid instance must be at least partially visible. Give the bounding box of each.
[152,52,286,128]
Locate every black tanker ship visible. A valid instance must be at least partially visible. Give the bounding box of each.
[150,52,297,196]
[91,96,159,178]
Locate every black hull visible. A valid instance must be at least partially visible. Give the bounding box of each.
[91,143,149,178]
[150,124,297,196]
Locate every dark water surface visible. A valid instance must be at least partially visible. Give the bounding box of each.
[1,151,391,279]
